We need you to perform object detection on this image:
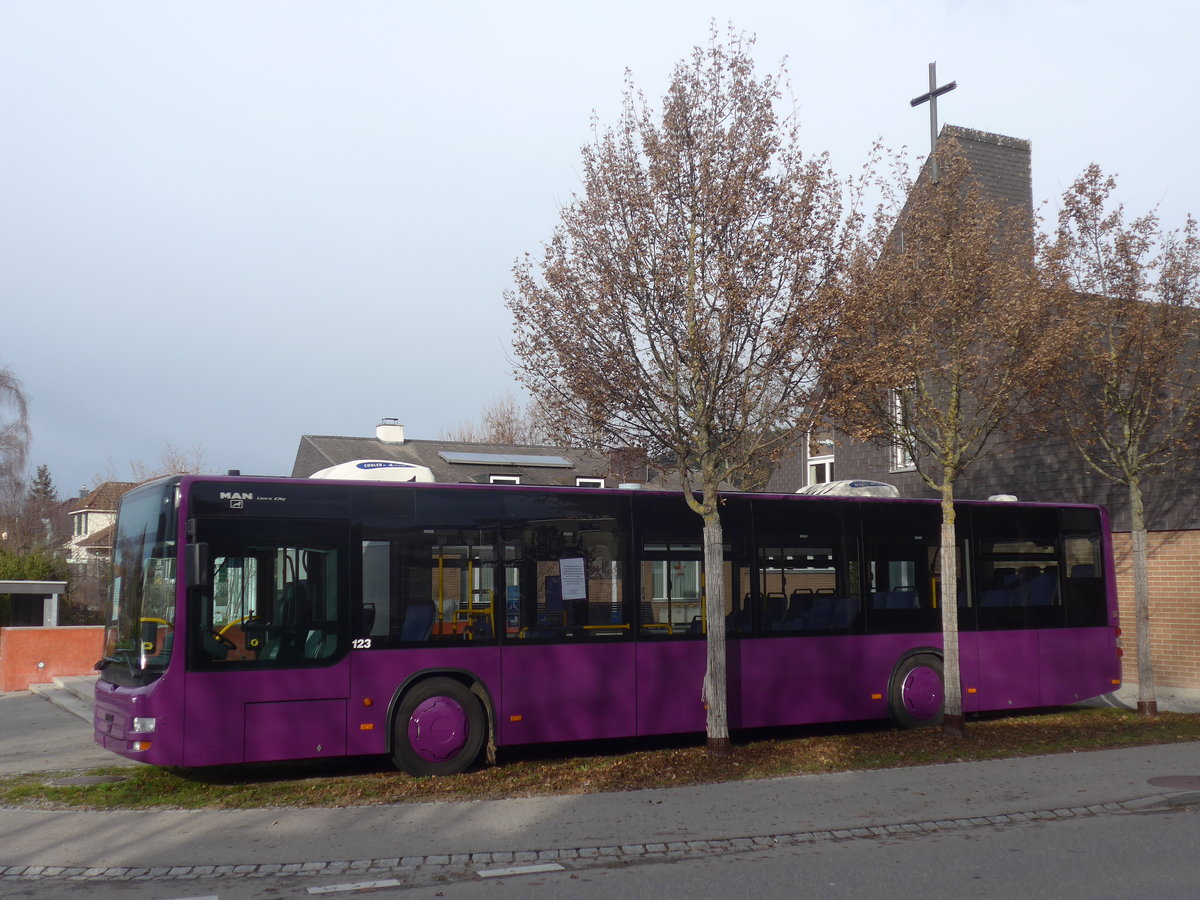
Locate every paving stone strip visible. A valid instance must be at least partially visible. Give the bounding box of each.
[0,798,1155,885]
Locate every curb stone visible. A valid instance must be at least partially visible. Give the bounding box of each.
[0,795,1175,887]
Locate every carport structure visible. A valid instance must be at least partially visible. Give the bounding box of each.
[0,580,69,627]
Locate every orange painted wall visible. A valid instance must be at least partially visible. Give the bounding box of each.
[0,627,104,692]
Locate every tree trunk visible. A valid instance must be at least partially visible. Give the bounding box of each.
[1128,478,1157,716]
[700,488,731,757]
[939,481,965,736]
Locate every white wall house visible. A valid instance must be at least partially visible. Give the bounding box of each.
[65,482,135,565]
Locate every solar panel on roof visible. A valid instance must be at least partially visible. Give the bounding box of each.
[438,451,573,468]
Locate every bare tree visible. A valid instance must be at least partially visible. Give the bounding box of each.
[1046,166,1200,716]
[135,442,207,480]
[438,418,485,444]
[507,27,856,755]
[0,367,30,520]
[826,140,1062,735]
[96,442,207,486]
[439,392,553,445]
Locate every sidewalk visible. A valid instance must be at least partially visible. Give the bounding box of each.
[0,685,1198,882]
[0,688,134,776]
[1083,684,1200,714]
[0,740,1197,880]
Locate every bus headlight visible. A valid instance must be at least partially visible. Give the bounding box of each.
[131,717,156,734]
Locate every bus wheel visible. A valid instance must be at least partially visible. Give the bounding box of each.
[888,654,944,729]
[392,677,486,776]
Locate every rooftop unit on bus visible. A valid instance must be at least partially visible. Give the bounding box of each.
[796,480,900,498]
[309,460,435,483]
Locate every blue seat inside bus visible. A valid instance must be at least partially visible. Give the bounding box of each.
[399,601,436,642]
[783,590,814,626]
[764,594,859,632]
[870,589,918,609]
[725,607,752,632]
[255,581,340,660]
[303,628,337,659]
[980,567,1060,607]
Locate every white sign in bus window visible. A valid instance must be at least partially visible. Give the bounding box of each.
[559,557,587,601]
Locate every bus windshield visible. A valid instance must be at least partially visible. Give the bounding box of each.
[99,479,179,687]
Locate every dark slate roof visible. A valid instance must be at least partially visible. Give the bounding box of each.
[942,125,1032,210]
[292,435,617,486]
[921,124,1033,213]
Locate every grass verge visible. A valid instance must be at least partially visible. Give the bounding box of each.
[3,707,1199,811]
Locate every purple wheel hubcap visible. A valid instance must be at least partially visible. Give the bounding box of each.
[408,696,469,762]
[901,666,943,720]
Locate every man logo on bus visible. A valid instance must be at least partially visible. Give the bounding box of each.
[219,491,253,508]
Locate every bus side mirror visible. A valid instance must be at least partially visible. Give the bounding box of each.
[186,543,210,588]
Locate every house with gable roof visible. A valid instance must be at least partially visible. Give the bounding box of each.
[291,419,673,489]
[65,481,138,566]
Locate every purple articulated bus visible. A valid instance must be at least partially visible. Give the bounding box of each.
[94,475,1121,776]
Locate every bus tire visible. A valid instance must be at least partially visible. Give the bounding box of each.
[888,653,944,729]
[391,677,486,776]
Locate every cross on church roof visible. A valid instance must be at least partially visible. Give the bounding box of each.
[910,62,957,182]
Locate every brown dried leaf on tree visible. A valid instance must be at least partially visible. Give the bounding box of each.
[506,26,861,753]
[1045,165,1200,715]
[825,139,1065,734]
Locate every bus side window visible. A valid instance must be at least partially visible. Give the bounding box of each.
[191,521,348,669]
[1063,533,1106,626]
[757,544,855,633]
[361,541,392,638]
[861,507,941,635]
[360,530,498,644]
[972,506,1066,630]
[501,496,630,641]
[639,544,703,637]
[504,531,628,640]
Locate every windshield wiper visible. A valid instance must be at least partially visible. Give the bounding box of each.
[95,649,140,678]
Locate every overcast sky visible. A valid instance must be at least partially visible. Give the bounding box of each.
[2,0,1195,495]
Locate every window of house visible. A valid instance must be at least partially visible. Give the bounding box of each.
[806,427,835,486]
[808,458,834,485]
[889,391,916,471]
[890,442,914,472]
[576,477,605,488]
[489,475,521,485]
